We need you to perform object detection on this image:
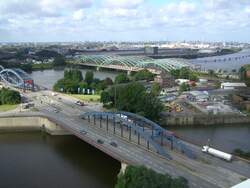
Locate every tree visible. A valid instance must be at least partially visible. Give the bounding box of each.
[85,71,94,85]
[189,74,198,81]
[115,73,130,84]
[0,88,21,105]
[179,67,190,79]
[208,69,215,77]
[151,82,161,96]
[101,82,163,121]
[53,55,66,66]
[179,83,190,92]
[133,69,155,81]
[170,69,180,79]
[104,77,113,86]
[115,165,189,188]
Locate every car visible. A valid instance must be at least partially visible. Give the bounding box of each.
[58,97,62,100]
[97,139,104,144]
[54,109,59,113]
[75,101,84,106]
[110,141,118,147]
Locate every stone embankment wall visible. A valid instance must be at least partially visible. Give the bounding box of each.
[0,116,70,135]
[163,114,250,126]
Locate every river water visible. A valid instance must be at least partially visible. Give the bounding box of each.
[0,132,120,188]
[29,68,118,89]
[190,49,250,72]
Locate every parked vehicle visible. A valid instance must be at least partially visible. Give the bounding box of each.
[110,141,118,147]
[97,139,104,144]
[202,145,232,161]
[75,101,84,106]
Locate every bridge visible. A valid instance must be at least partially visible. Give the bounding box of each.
[0,90,248,188]
[0,65,34,91]
[72,55,197,74]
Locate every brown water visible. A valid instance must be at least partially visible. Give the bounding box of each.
[0,132,120,188]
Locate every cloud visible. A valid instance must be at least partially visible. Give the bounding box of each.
[0,0,249,42]
[103,0,144,9]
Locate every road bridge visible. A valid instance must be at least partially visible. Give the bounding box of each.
[1,91,249,188]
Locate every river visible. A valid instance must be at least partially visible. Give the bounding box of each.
[29,68,118,90]
[190,49,250,72]
[170,124,250,153]
[0,132,120,188]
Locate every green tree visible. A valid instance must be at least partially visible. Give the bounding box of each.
[151,82,161,96]
[115,165,188,188]
[133,69,155,81]
[53,55,66,66]
[179,83,190,92]
[101,82,163,121]
[170,69,180,79]
[208,69,215,77]
[0,88,21,105]
[179,67,190,79]
[239,66,246,80]
[85,71,94,85]
[115,73,130,84]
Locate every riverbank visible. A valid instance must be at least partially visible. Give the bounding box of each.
[0,116,70,135]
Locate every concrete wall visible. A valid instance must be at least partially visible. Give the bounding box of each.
[0,116,70,135]
[163,114,250,126]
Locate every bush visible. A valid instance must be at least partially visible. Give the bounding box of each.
[0,88,21,105]
[115,73,130,84]
[115,165,189,188]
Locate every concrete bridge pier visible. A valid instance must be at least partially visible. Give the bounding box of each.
[96,67,100,71]
[127,70,131,75]
[118,162,128,176]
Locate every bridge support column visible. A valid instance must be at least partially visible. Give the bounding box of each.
[96,67,100,71]
[99,116,102,128]
[106,115,109,131]
[113,117,116,134]
[127,70,131,75]
[119,162,128,175]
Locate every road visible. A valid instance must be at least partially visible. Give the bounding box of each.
[2,90,250,188]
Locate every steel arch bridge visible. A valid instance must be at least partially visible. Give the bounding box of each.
[0,66,34,91]
[81,111,196,160]
[75,55,192,72]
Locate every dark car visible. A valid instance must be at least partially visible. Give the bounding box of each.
[110,141,118,147]
[97,139,104,144]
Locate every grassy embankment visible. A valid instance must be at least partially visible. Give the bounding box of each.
[31,63,54,70]
[69,94,100,102]
[0,104,18,112]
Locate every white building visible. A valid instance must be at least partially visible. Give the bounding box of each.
[221,82,247,90]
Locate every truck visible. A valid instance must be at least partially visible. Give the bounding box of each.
[202,145,232,161]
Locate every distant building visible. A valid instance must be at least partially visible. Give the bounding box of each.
[221,82,246,90]
[144,47,158,55]
[154,73,175,88]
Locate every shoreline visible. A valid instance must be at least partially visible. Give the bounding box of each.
[0,116,71,136]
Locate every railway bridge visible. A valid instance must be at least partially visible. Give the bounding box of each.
[0,66,34,91]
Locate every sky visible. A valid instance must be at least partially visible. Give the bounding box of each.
[0,0,250,42]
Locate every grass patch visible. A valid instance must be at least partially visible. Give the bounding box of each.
[69,94,100,102]
[0,104,18,112]
[32,63,54,70]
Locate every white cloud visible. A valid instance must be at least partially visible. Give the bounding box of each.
[103,0,144,9]
[0,0,249,42]
[72,9,85,21]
